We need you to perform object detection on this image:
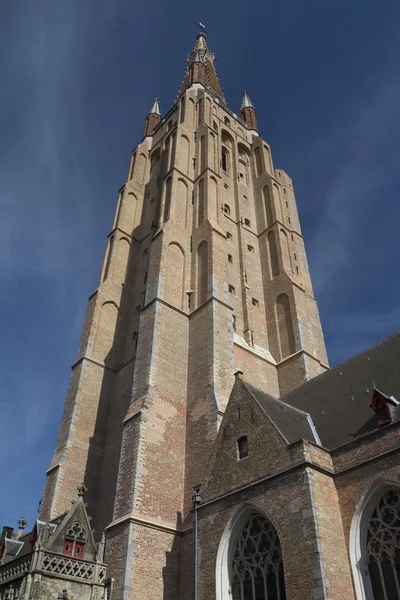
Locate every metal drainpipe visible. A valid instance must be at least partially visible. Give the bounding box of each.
[109,577,115,600]
[192,485,202,600]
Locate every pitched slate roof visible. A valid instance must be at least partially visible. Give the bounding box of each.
[282,332,400,449]
[243,382,320,445]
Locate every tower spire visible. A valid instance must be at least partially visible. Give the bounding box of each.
[179,30,226,103]
[240,90,258,132]
[143,97,162,138]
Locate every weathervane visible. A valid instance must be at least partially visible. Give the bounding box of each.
[198,22,206,32]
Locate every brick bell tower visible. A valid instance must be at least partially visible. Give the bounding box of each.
[39,29,328,599]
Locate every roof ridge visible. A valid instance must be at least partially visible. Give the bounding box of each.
[244,380,312,418]
[281,331,400,403]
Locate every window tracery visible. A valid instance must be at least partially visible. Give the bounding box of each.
[365,489,400,599]
[65,522,87,542]
[231,513,286,600]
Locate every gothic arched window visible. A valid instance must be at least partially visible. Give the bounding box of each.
[365,488,400,599]
[231,513,286,600]
[63,521,87,558]
[222,147,230,174]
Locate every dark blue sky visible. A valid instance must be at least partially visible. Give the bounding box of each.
[1,0,400,531]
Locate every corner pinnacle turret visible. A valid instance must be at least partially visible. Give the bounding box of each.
[179,30,226,103]
[148,97,161,116]
[143,97,162,138]
[240,90,258,132]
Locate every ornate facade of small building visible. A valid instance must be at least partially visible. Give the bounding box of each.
[1,29,399,600]
[0,487,109,599]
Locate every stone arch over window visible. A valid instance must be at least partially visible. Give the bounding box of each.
[221,130,234,176]
[222,147,230,174]
[165,242,185,310]
[129,153,136,180]
[180,96,186,123]
[103,235,114,281]
[136,153,147,185]
[200,135,206,171]
[114,237,130,284]
[189,97,196,127]
[150,148,160,171]
[238,159,249,185]
[280,229,293,273]
[198,97,204,126]
[198,179,205,224]
[255,147,263,177]
[176,178,188,228]
[267,231,279,277]
[163,176,172,222]
[179,134,190,175]
[209,131,217,172]
[350,479,400,600]
[197,241,208,306]
[216,505,286,600]
[209,176,218,223]
[223,204,231,216]
[263,186,273,228]
[94,301,119,364]
[276,293,295,359]
[221,131,233,148]
[118,192,137,234]
[271,184,282,222]
[206,97,212,123]
[263,145,272,173]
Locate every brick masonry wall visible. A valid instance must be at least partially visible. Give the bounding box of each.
[197,469,339,600]
[39,80,330,599]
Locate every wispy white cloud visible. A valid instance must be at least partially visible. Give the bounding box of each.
[303,67,400,295]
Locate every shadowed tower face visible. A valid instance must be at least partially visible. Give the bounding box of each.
[39,30,328,600]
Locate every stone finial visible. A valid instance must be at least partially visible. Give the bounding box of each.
[77,483,88,498]
[234,370,244,379]
[13,516,27,540]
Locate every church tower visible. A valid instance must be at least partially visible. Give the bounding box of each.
[39,30,328,599]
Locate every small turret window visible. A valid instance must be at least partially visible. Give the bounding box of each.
[224,204,231,216]
[237,436,248,459]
